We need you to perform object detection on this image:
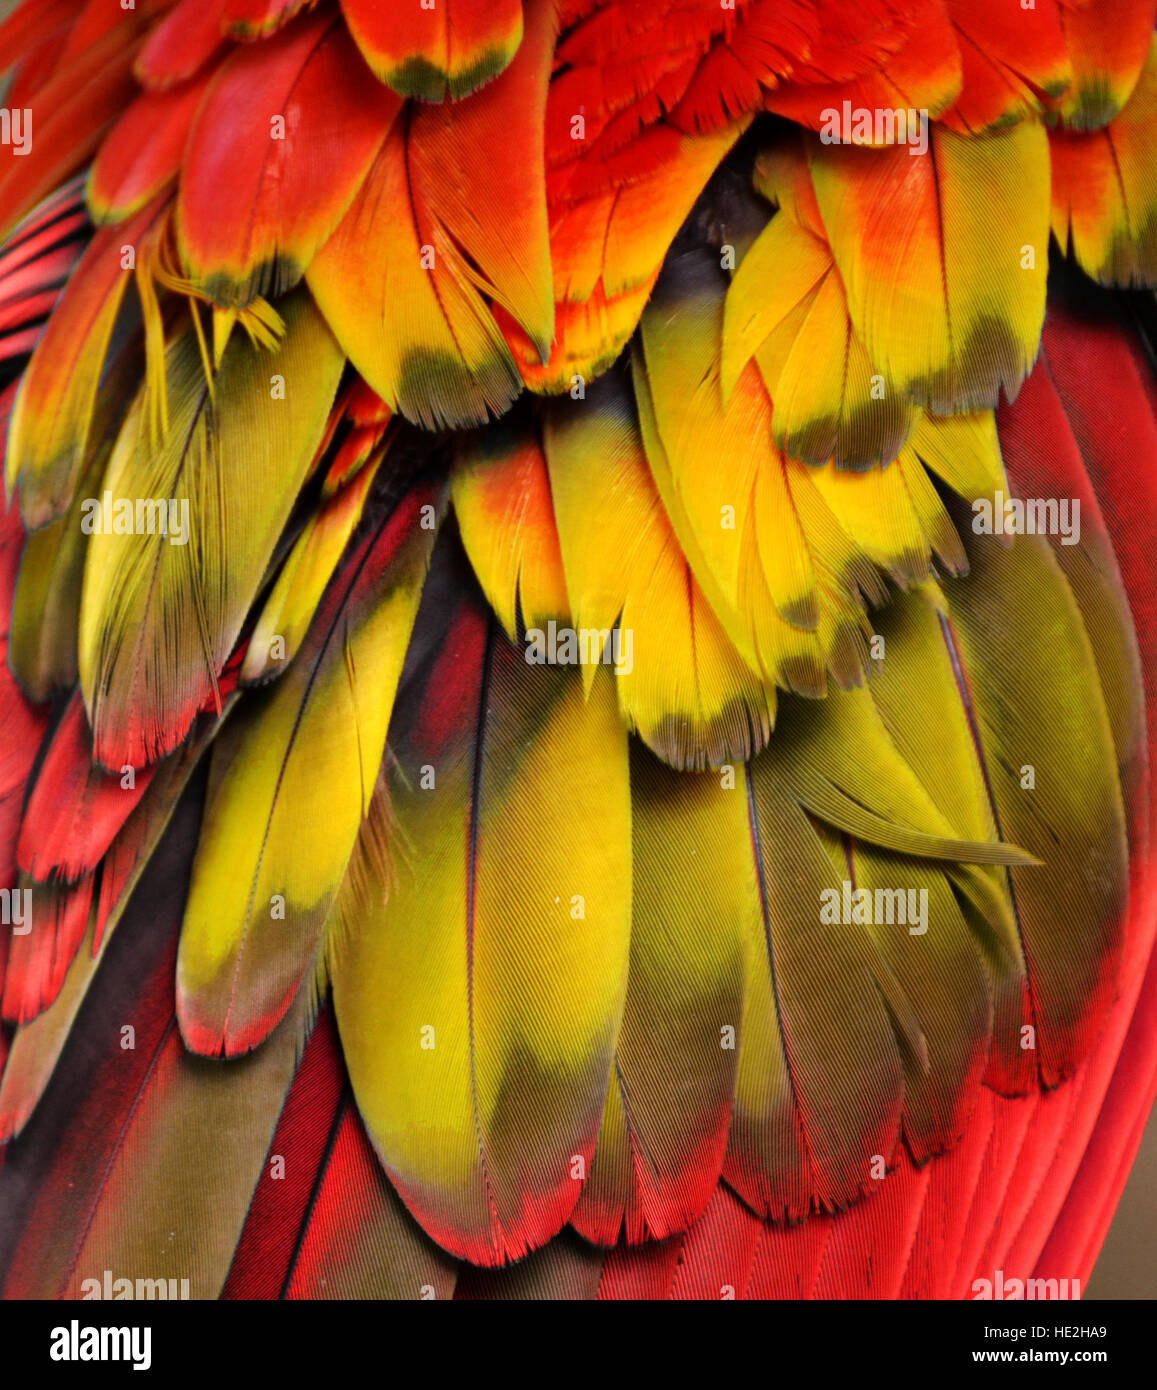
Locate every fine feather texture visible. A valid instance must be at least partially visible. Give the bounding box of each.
[760,247,912,470]
[177,482,443,1058]
[285,1099,461,1299]
[1024,286,1157,1291]
[0,22,147,245]
[940,0,1070,135]
[0,804,314,1299]
[221,1008,348,1298]
[635,248,887,697]
[544,371,777,768]
[7,332,157,701]
[16,692,155,883]
[240,444,385,684]
[762,1,961,134]
[569,744,746,1244]
[451,419,570,640]
[1052,0,1157,131]
[0,719,223,1142]
[944,524,1130,1087]
[331,535,632,1266]
[78,288,343,769]
[308,0,556,428]
[0,875,94,1025]
[0,393,50,897]
[808,120,1050,415]
[725,141,913,468]
[996,360,1145,852]
[0,655,245,1044]
[5,200,164,529]
[224,1009,459,1299]
[518,121,744,393]
[1050,38,1157,289]
[720,652,1031,1220]
[0,176,86,370]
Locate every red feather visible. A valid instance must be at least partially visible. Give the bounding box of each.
[0,918,178,1296]
[134,0,231,91]
[88,75,213,224]
[223,1010,345,1300]
[0,23,145,242]
[222,0,312,40]
[178,13,399,306]
[17,693,157,884]
[1,875,95,1025]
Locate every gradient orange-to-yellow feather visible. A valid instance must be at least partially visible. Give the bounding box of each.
[940,0,1070,135]
[522,120,742,393]
[1050,37,1157,289]
[309,0,555,428]
[544,372,777,768]
[1052,0,1157,131]
[502,284,655,396]
[635,248,887,697]
[724,154,914,468]
[451,420,569,640]
[339,0,524,101]
[808,119,1050,414]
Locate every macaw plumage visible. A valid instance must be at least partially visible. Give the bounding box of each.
[1,0,1156,1300]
